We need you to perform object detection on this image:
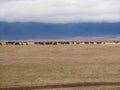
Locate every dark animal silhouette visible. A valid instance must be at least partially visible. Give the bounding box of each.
[0,42,2,46]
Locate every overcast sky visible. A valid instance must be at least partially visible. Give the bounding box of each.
[0,0,120,23]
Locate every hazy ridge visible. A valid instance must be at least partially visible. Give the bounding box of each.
[0,22,120,40]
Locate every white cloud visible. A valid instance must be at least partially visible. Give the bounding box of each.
[0,0,120,23]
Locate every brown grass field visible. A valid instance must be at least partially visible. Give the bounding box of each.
[0,43,120,90]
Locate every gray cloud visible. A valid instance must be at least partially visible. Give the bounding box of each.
[0,0,120,23]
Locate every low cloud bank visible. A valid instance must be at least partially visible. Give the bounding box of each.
[0,0,120,23]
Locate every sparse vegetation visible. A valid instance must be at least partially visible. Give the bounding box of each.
[0,44,120,90]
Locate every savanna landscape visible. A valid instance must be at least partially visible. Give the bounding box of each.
[0,0,120,90]
[0,42,120,90]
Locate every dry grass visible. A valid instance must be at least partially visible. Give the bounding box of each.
[0,44,120,89]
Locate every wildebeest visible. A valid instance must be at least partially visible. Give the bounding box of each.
[58,41,70,45]
[45,42,53,45]
[84,42,89,44]
[64,42,70,45]
[76,42,80,44]
[6,42,20,45]
[96,42,102,44]
[21,42,23,45]
[90,42,94,44]
[34,42,44,45]
[71,42,75,44]
[14,42,20,45]
[6,42,15,45]
[113,41,120,44]
[0,42,2,46]
[53,42,57,45]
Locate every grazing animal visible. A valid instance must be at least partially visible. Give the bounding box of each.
[21,42,23,45]
[72,42,75,44]
[45,42,53,45]
[76,42,80,44]
[26,42,28,45]
[113,41,120,44]
[96,42,102,44]
[34,42,44,45]
[0,42,2,46]
[15,42,20,45]
[90,42,94,44]
[53,42,57,45]
[84,42,89,44]
[6,42,15,45]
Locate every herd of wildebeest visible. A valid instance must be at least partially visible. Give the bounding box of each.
[0,41,120,46]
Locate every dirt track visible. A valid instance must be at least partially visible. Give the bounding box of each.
[0,82,120,90]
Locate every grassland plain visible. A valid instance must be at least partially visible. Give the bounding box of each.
[0,44,120,90]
